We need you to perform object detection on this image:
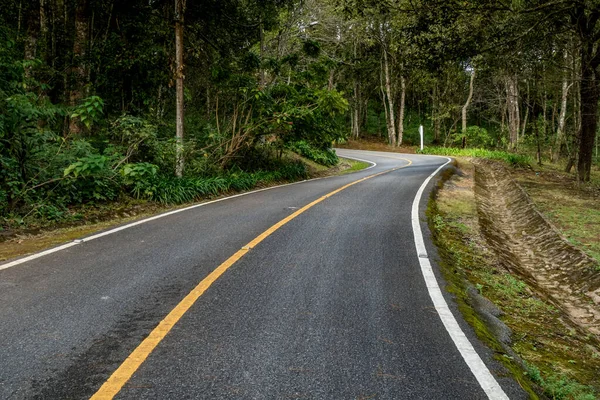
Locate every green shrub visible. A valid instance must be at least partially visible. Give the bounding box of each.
[287,140,338,166]
[454,126,495,148]
[418,146,532,168]
[136,160,308,205]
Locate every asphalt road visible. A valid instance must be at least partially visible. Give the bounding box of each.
[0,149,527,399]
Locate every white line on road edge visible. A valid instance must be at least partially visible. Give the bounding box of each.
[334,151,377,172]
[411,158,510,400]
[0,156,376,272]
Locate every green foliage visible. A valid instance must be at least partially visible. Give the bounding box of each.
[287,140,338,166]
[120,162,158,199]
[62,154,119,202]
[302,40,321,58]
[455,126,495,149]
[71,96,104,130]
[525,363,597,400]
[138,160,308,204]
[418,147,532,168]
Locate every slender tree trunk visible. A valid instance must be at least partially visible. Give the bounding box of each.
[175,0,186,177]
[380,63,389,141]
[328,69,335,90]
[462,67,476,133]
[353,79,360,138]
[259,18,266,89]
[352,38,360,138]
[24,0,40,77]
[68,0,89,135]
[432,83,441,144]
[577,45,599,181]
[506,75,520,149]
[39,0,48,60]
[520,79,531,144]
[566,67,581,174]
[397,75,406,146]
[18,0,23,36]
[382,48,396,146]
[554,51,571,162]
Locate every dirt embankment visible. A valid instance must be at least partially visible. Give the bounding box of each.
[474,159,600,336]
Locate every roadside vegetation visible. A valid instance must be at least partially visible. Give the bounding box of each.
[428,160,600,400]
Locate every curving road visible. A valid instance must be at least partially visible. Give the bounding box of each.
[0,149,527,399]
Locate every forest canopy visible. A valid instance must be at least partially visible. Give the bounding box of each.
[1,0,599,223]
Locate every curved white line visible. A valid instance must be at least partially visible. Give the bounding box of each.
[411,157,509,400]
[336,153,377,171]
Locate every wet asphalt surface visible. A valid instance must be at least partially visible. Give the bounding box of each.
[0,150,527,399]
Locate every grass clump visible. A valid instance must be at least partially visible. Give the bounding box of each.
[525,363,597,400]
[138,161,309,205]
[418,146,532,168]
[340,159,371,174]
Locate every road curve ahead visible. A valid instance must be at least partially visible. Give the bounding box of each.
[0,149,527,399]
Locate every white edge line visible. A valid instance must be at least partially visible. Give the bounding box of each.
[336,153,377,171]
[0,156,377,271]
[411,157,509,400]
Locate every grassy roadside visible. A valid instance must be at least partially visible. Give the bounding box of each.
[0,156,369,263]
[429,158,600,400]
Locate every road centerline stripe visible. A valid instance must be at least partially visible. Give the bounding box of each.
[90,159,412,400]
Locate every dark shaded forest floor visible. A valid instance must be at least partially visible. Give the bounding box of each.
[0,157,367,263]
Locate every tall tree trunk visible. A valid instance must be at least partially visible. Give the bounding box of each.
[520,79,531,144]
[577,43,599,181]
[397,75,406,146]
[24,0,40,78]
[553,50,572,163]
[39,0,48,60]
[259,18,266,89]
[566,68,581,173]
[352,79,360,138]
[175,0,186,177]
[69,0,89,135]
[382,48,396,146]
[433,83,440,144]
[506,75,520,149]
[462,67,476,133]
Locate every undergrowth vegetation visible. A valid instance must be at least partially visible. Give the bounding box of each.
[418,146,532,168]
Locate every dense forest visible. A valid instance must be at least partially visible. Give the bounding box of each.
[1,0,600,224]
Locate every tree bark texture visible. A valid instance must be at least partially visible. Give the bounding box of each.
[462,67,475,133]
[506,75,520,149]
[175,0,186,177]
[69,0,89,135]
[553,50,571,162]
[259,19,266,90]
[577,43,599,181]
[382,47,396,146]
[397,75,406,146]
[352,79,360,138]
[24,0,40,76]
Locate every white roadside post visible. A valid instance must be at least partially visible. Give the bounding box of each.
[419,125,424,151]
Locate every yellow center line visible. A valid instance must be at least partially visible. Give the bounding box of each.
[90,158,412,400]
